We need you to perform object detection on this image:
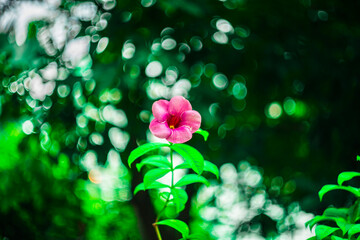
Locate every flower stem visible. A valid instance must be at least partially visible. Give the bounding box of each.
[153,223,162,240]
[153,143,175,240]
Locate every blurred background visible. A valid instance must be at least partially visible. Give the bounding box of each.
[0,0,360,239]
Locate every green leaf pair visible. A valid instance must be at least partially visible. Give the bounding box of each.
[156,219,205,240]
[128,139,218,240]
[317,171,360,201]
[128,142,170,167]
[171,144,204,175]
[175,160,219,179]
[133,182,170,195]
[307,169,360,240]
[156,219,189,239]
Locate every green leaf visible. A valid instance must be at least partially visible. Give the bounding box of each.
[128,143,169,167]
[143,168,171,188]
[136,155,171,171]
[335,218,353,235]
[323,207,348,219]
[357,155,360,161]
[175,160,219,179]
[174,162,191,170]
[349,200,360,223]
[204,160,219,179]
[175,174,210,187]
[348,224,360,237]
[315,225,339,239]
[170,188,188,213]
[305,216,337,230]
[133,181,170,195]
[319,184,360,201]
[338,171,360,186]
[331,236,347,240]
[306,237,317,240]
[156,219,189,238]
[171,144,204,175]
[194,129,209,141]
[134,183,145,195]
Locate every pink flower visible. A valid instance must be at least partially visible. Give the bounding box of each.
[149,96,201,143]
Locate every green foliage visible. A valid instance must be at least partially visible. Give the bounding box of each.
[134,182,170,195]
[174,174,210,187]
[307,167,360,239]
[170,144,204,175]
[338,172,360,186]
[2,0,360,238]
[156,219,190,239]
[315,225,340,240]
[319,185,360,202]
[128,143,170,167]
[129,133,218,238]
[136,155,172,171]
[194,129,209,141]
[203,161,220,179]
[144,168,171,188]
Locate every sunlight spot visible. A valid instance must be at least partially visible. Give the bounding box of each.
[283,97,296,115]
[57,85,70,98]
[179,43,191,54]
[235,26,250,38]
[81,150,97,171]
[22,120,34,135]
[90,132,104,145]
[122,41,136,59]
[108,127,130,152]
[213,73,228,90]
[40,62,58,81]
[76,114,88,128]
[96,37,109,54]
[212,31,228,44]
[161,38,177,50]
[232,82,247,99]
[165,66,178,85]
[102,105,128,128]
[266,102,282,119]
[89,169,101,184]
[216,19,233,33]
[141,0,156,7]
[231,38,244,50]
[71,2,97,21]
[244,169,262,187]
[145,61,163,78]
[146,80,168,99]
[265,204,285,220]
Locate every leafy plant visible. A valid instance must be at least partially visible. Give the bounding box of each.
[306,158,360,240]
[128,137,219,240]
[128,96,219,240]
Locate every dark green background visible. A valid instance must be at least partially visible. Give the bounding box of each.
[1,0,360,239]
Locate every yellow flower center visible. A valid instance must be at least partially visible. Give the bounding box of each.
[169,125,175,129]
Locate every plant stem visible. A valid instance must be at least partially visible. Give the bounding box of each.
[153,223,162,240]
[153,143,175,240]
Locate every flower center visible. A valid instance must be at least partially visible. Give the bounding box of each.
[168,115,181,129]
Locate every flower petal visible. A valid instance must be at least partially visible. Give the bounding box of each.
[179,110,201,133]
[149,120,172,139]
[166,126,192,143]
[152,100,170,122]
[168,96,192,117]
